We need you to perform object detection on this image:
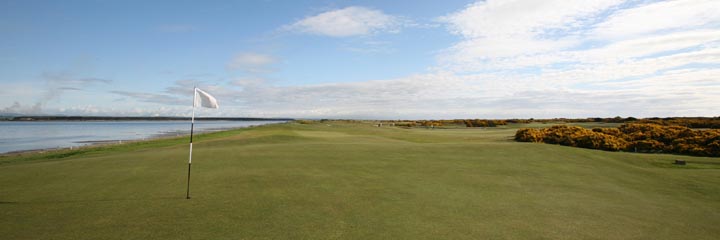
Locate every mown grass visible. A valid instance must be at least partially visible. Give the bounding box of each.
[1,121,719,239]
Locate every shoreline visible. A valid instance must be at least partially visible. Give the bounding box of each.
[1,116,294,122]
[1,134,183,156]
[0,122,285,156]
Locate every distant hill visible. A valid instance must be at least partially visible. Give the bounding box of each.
[0,113,24,118]
[0,114,23,121]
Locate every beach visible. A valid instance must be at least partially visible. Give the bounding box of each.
[0,120,286,154]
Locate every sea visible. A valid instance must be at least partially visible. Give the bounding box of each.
[0,120,286,154]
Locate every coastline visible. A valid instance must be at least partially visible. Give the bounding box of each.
[0,121,287,157]
[1,131,185,157]
[1,116,294,122]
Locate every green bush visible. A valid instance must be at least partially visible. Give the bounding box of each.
[516,123,720,157]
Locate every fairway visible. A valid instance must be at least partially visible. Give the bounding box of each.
[1,121,719,239]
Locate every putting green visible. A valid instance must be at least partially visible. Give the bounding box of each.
[1,121,719,239]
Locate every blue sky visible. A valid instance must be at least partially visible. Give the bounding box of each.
[1,0,719,119]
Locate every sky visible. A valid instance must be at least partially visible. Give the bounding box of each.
[1,0,718,119]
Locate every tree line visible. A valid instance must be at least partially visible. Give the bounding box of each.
[388,119,508,128]
[635,117,720,129]
[515,123,720,157]
[527,117,720,128]
[388,117,720,129]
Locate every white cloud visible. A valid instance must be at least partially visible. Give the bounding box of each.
[440,0,622,39]
[577,29,720,62]
[438,0,720,72]
[226,53,277,73]
[284,6,405,37]
[592,0,720,39]
[536,46,720,86]
[420,0,720,118]
[232,77,267,89]
[438,0,623,60]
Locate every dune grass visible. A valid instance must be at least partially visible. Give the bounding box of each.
[1,121,719,239]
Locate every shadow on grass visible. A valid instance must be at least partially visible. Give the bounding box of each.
[650,160,720,169]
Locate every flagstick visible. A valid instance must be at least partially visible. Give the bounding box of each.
[186,87,197,199]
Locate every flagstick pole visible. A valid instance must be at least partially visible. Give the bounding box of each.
[186,87,197,199]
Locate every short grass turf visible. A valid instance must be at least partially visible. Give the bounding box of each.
[1,121,719,239]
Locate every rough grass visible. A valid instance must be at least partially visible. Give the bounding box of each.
[1,121,719,239]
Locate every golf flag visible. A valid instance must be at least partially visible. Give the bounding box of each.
[186,87,219,199]
[194,88,219,109]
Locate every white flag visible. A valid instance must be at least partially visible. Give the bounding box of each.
[194,88,219,109]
